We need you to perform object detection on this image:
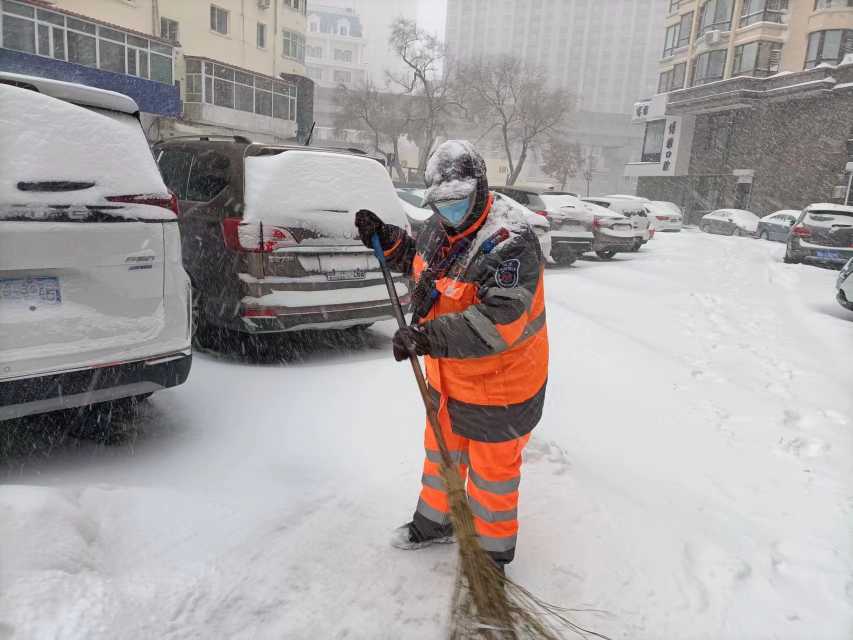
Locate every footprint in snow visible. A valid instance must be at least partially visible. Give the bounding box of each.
[524,437,571,475]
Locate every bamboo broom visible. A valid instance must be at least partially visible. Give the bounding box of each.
[370,235,611,640]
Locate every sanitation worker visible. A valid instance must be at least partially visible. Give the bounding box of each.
[355,140,548,568]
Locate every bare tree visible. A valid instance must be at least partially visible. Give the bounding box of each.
[388,18,459,179]
[581,151,596,197]
[456,55,573,185]
[334,80,412,181]
[540,138,583,190]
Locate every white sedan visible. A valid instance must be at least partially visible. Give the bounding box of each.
[493,192,553,263]
[646,201,684,232]
[838,258,853,312]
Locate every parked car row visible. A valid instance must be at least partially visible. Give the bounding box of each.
[698,203,853,313]
[1,73,411,427]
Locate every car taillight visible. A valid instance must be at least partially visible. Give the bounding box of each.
[222,218,298,252]
[242,308,278,318]
[106,191,180,216]
[792,225,811,238]
[656,215,670,221]
[534,210,549,218]
[592,216,602,229]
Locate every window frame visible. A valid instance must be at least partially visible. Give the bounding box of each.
[698,0,733,34]
[257,22,267,49]
[691,49,728,85]
[184,58,298,121]
[814,0,853,9]
[210,5,229,35]
[663,23,679,57]
[281,28,305,61]
[677,12,693,48]
[740,0,788,27]
[733,40,783,77]
[804,29,853,68]
[641,120,667,163]
[0,2,173,83]
[160,17,179,43]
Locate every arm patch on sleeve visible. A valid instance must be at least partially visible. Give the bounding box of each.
[495,258,521,288]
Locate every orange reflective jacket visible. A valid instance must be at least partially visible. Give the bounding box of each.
[386,194,548,442]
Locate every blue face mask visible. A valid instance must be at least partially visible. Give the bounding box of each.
[433,196,473,227]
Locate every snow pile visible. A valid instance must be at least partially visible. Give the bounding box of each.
[244,151,407,238]
[0,84,168,207]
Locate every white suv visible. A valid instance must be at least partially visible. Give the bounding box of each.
[0,73,191,422]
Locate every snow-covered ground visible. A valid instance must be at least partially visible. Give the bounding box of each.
[2,231,851,640]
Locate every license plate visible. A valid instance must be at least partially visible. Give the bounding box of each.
[326,269,366,282]
[614,224,632,230]
[0,276,61,307]
[815,250,841,260]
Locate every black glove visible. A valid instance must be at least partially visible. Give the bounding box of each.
[392,325,432,361]
[355,209,394,250]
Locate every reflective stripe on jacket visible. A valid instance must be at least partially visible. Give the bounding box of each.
[386,194,549,442]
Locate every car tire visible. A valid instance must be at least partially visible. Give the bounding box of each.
[596,250,616,260]
[630,240,641,252]
[783,253,801,264]
[556,252,578,266]
[759,230,769,241]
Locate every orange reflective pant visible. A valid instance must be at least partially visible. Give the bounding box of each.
[414,408,530,564]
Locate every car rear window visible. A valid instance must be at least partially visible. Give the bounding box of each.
[157,149,193,200]
[806,210,853,227]
[186,151,231,202]
[0,83,167,210]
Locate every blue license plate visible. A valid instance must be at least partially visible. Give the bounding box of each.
[0,276,62,306]
[815,250,842,260]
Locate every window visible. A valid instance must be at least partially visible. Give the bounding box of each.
[187,151,230,202]
[284,0,306,14]
[733,41,783,77]
[805,30,853,68]
[309,21,319,32]
[677,12,693,48]
[333,69,352,83]
[663,24,678,57]
[698,0,733,34]
[306,66,323,81]
[691,49,727,85]
[658,62,687,92]
[282,29,305,61]
[669,0,681,13]
[307,45,322,58]
[334,48,352,62]
[740,0,787,26]
[156,150,193,200]
[184,58,297,121]
[641,120,666,163]
[160,17,179,42]
[3,7,176,82]
[338,23,349,36]
[815,0,853,8]
[210,5,229,35]
[257,22,267,48]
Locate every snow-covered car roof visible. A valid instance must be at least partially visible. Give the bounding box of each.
[494,191,549,228]
[805,203,853,214]
[0,72,139,114]
[581,200,626,218]
[708,209,759,219]
[603,194,650,201]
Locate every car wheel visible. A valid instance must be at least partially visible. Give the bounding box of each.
[759,230,769,240]
[783,253,801,264]
[630,239,641,252]
[556,252,578,266]
[596,250,616,260]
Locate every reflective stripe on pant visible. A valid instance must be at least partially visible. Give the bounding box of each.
[415,406,531,564]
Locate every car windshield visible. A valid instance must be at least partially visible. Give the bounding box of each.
[5,3,853,639]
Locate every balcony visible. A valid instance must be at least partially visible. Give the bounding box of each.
[0,0,179,115]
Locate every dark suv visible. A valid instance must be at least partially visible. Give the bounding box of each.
[784,204,853,268]
[152,136,410,343]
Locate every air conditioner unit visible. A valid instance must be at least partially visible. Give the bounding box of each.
[257,0,270,8]
[704,30,721,46]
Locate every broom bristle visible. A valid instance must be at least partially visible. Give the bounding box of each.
[438,464,612,640]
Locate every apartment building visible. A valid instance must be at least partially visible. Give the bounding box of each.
[305,4,366,89]
[0,0,313,142]
[626,0,853,218]
[444,0,668,193]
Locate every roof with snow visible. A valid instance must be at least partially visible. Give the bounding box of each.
[307,6,364,38]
